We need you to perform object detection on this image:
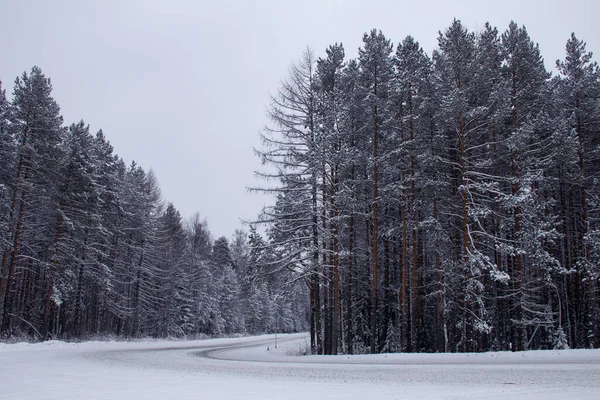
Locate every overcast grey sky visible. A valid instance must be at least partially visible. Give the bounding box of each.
[1,0,598,239]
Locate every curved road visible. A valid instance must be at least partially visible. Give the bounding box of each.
[78,333,600,399]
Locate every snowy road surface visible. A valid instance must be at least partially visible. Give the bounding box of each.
[2,333,600,399]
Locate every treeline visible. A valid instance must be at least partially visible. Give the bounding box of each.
[256,19,600,354]
[0,67,308,340]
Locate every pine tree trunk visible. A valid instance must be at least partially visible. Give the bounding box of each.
[575,99,594,347]
[345,206,354,354]
[460,116,470,353]
[332,166,340,355]
[492,124,506,349]
[382,235,390,349]
[433,197,444,352]
[1,167,29,332]
[511,71,524,351]
[0,127,30,319]
[74,231,89,337]
[311,271,322,353]
[322,168,331,354]
[311,168,322,353]
[371,103,379,354]
[309,278,316,351]
[408,92,420,352]
[131,247,144,338]
[399,167,408,351]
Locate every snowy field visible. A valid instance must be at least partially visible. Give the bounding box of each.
[2,333,600,399]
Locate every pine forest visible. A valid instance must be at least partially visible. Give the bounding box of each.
[1,19,600,355]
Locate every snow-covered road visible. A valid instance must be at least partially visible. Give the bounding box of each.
[2,333,599,399]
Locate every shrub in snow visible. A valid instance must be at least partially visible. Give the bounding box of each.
[553,327,570,350]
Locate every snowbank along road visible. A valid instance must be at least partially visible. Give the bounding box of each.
[1,333,599,399]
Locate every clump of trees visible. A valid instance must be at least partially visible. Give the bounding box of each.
[0,67,308,340]
[256,19,600,354]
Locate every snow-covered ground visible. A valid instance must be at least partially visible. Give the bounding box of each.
[2,333,599,399]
